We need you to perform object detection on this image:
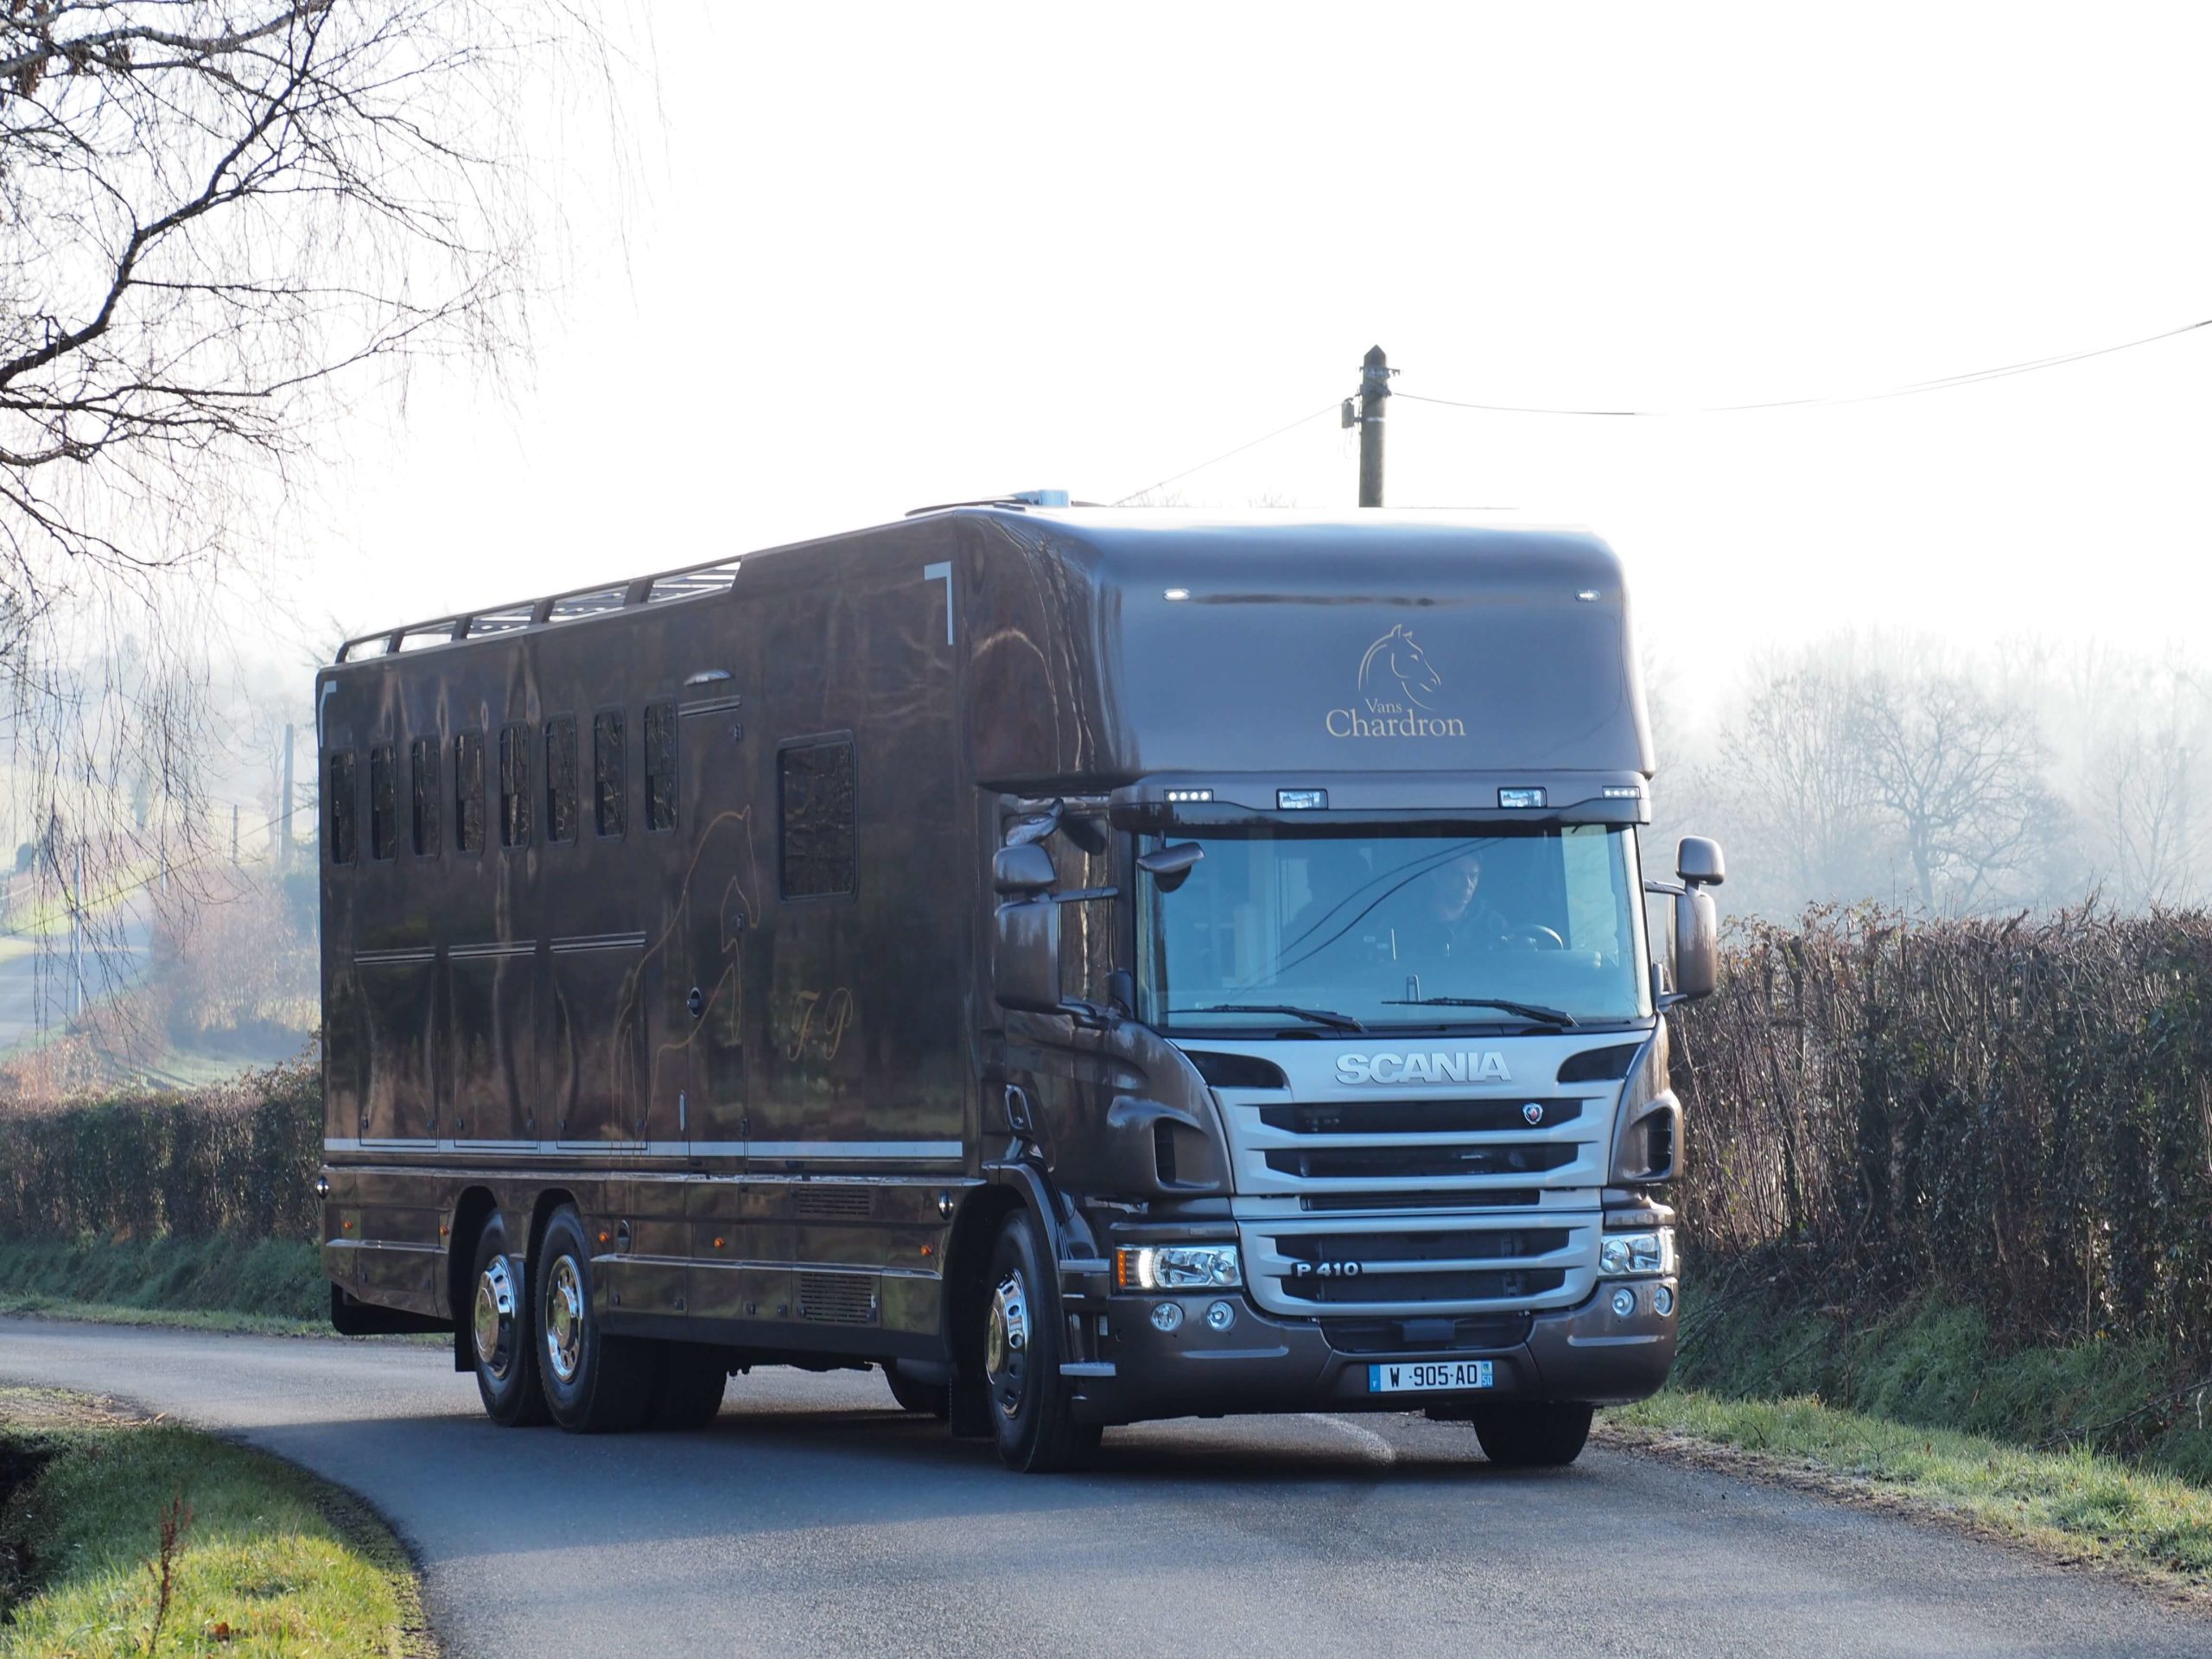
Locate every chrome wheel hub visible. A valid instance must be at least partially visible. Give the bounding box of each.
[473,1255,518,1378]
[544,1254,585,1384]
[984,1269,1030,1421]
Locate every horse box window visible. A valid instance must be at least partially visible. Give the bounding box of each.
[368,744,397,861]
[779,734,855,899]
[454,730,486,855]
[327,750,357,865]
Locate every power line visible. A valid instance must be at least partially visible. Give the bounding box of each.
[1112,400,1343,505]
[1396,315,2212,417]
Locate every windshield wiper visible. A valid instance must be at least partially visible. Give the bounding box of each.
[1381,995,1578,1028]
[1189,1003,1367,1033]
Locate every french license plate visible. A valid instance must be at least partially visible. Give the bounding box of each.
[1367,1358,1494,1394]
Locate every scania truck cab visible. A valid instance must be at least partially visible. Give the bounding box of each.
[316,505,1722,1473]
[972,509,1722,1469]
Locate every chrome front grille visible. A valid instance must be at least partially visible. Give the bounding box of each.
[1241,1213,1596,1317]
[1216,1089,1605,1198]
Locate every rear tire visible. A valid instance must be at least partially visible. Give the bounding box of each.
[468,1214,549,1427]
[885,1364,950,1420]
[1470,1401,1593,1468]
[647,1343,729,1432]
[977,1209,1101,1473]
[535,1205,654,1433]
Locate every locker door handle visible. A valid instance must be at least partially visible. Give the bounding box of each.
[686,986,705,1019]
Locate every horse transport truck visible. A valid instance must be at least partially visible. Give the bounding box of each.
[315,502,1726,1472]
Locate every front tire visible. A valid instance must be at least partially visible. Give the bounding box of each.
[469,1214,548,1427]
[1470,1401,1593,1467]
[978,1210,1101,1473]
[535,1205,654,1433]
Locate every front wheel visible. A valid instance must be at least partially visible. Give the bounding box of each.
[1469,1401,1593,1468]
[977,1210,1101,1473]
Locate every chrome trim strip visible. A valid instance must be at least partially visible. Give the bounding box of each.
[355,947,436,965]
[449,941,537,960]
[550,931,648,953]
[324,1136,964,1160]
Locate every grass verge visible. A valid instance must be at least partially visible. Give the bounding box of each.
[0,1386,431,1656]
[1607,1390,2212,1597]
[0,1236,325,1332]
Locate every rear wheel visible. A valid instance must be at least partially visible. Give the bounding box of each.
[535,1205,654,1433]
[1469,1401,1593,1468]
[647,1343,729,1432]
[978,1209,1101,1473]
[469,1214,548,1427]
[885,1364,950,1420]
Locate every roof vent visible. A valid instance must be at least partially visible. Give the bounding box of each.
[1007,488,1069,506]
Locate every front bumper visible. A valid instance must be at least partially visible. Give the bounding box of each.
[1064,1274,1677,1426]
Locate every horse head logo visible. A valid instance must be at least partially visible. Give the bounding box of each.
[1358,624,1443,710]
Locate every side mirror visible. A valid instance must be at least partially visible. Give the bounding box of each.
[993,842,1056,897]
[993,893,1062,1014]
[1678,836,1726,887]
[1136,841,1205,893]
[1672,887,1719,1001]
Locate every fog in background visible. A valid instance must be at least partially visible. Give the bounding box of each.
[5,2,2210,1090]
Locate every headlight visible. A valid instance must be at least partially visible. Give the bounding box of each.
[1115,1243,1242,1292]
[1598,1227,1675,1278]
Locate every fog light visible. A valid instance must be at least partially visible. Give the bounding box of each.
[1205,1300,1236,1332]
[1151,1302,1184,1333]
[1653,1285,1675,1317]
[1610,1287,1637,1319]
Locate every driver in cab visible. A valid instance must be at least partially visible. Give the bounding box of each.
[1381,849,1510,963]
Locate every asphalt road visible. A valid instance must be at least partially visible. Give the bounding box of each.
[1,1319,2202,1658]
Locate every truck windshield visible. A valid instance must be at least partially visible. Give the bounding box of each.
[1136,824,1651,1032]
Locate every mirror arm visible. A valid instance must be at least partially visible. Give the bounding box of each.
[1052,884,1120,905]
[1642,878,1686,898]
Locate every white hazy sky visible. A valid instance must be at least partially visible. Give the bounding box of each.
[289,2,2212,711]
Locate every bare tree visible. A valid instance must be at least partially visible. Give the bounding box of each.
[1852,670,2054,914]
[1710,653,1883,912]
[0,2,623,1083]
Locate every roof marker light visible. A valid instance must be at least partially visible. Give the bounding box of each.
[1576,589,1600,602]
[1603,785,1643,799]
[1165,788,1213,804]
[1163,588,1191,601]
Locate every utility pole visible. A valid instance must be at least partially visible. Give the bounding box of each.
[281,722,296,869]
[1357,344,1392,507]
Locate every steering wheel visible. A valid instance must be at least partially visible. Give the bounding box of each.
[1509,924,1567,951]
